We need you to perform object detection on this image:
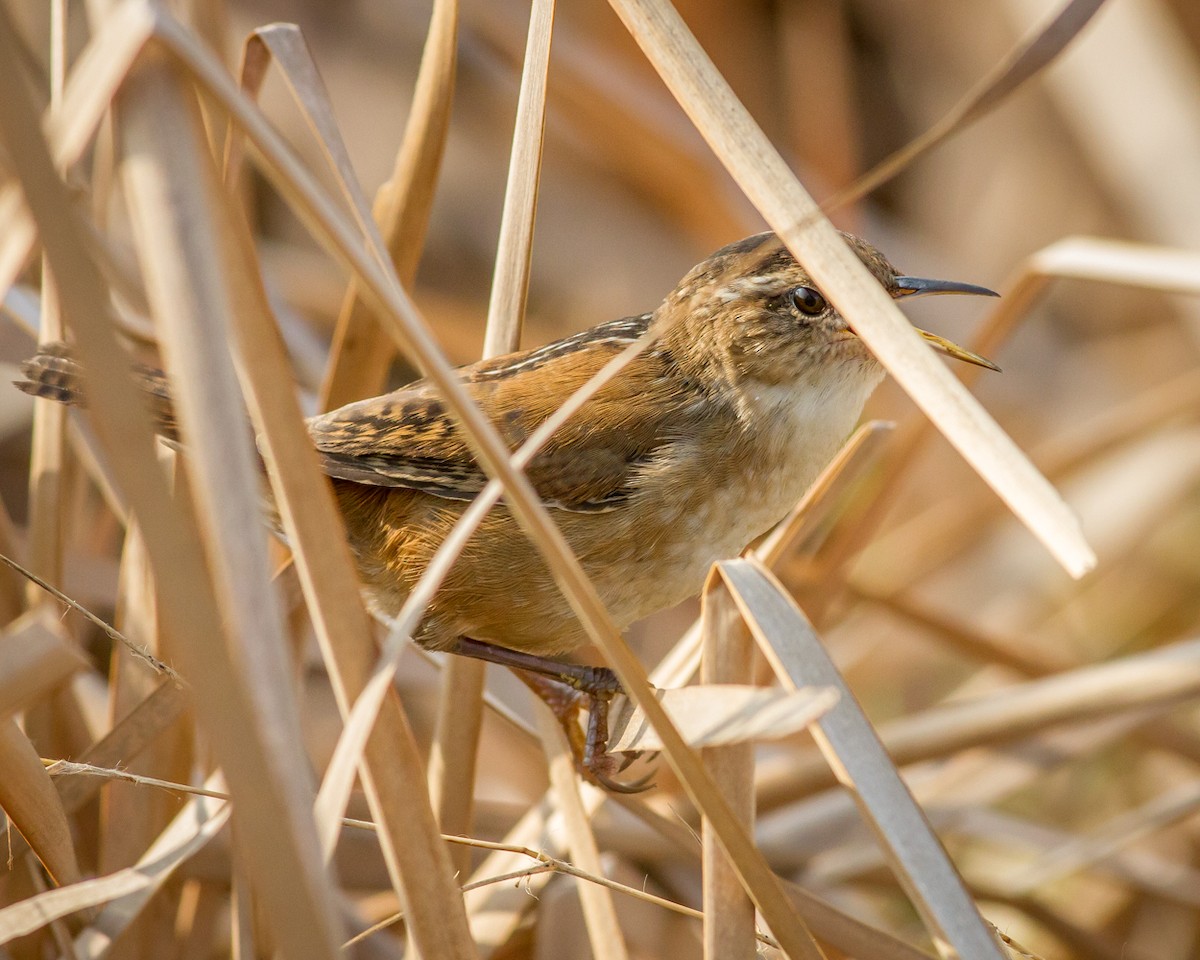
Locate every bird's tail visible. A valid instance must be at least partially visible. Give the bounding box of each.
[15,342,180,441]
[15,342,88,406]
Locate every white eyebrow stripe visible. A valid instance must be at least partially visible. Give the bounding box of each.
[713,275,792,304]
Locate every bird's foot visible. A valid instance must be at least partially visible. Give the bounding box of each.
[515,670,654,794]
[448,637,654,793]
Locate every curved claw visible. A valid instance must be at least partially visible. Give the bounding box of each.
[580,688,660,793]
[588,764,656,794]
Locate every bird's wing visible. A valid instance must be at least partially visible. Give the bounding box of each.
[306,316,704,512]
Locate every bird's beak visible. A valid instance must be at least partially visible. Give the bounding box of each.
[892,275,1001,372]
[915,329,1001,372]
[893,276,1000,299]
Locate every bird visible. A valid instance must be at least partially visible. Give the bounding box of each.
[16,231,998,790]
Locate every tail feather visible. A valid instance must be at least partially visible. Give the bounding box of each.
[15,342,180,441]
[16,342,87,406]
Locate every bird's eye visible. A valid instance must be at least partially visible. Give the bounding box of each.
[789,286,827,316]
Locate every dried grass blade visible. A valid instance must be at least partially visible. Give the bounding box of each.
[963,808,1200,908]
[432,0,555,869]
[0,551,176,681]
[1004,779,1200,895]
[466,2,753,242]
[215,172,478,960]
[50,0,67,106]
[230,857,256,960]
[0,187,39,317]
[969,235,1200,385]
[71,786,231,958]
[100,347,186,953]
[536,709,630,960]
[777,882,938,960]
[700,579,757,960]
[1012,0,1200,263]
[0,519,25,627]
[55,681,188,815]
[0,870,150,947]
[320,0,460,407]
[151,13,573,602]
[0,0,153,321]
[462,756,937,960]
[821,0,1110,213]
[922,713,1155,809]
[428,656,486,877]
[232,24,384,259]
[463,799,560,953]
[607,685,837,753]
[537,647,830,956]
[46,0,156,168]
[484,0,555,355]
[608,0,1095,579]
[113,52,344,958]
[1029,235,1200,293]
[765,635,1200,805]
[1,281,41,335]
[25,0,71,616]
[0,611,87,719]
[0,718,81,887]
[26,277,67,606]
[716,558,1007,960]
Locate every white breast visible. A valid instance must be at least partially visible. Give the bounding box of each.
[602,364,883,625]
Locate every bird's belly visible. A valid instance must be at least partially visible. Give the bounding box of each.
[590,444,826,627]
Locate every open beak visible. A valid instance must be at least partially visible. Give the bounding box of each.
[893,275,1001,372]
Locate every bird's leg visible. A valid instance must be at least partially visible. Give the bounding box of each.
[448,637,652,793]
[511,672,654,794]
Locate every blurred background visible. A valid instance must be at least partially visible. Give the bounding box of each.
[3,1,1200,958]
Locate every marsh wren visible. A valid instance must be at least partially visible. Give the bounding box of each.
[17,231,998,789]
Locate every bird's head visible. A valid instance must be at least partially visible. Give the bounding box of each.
[654,232,998,394]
